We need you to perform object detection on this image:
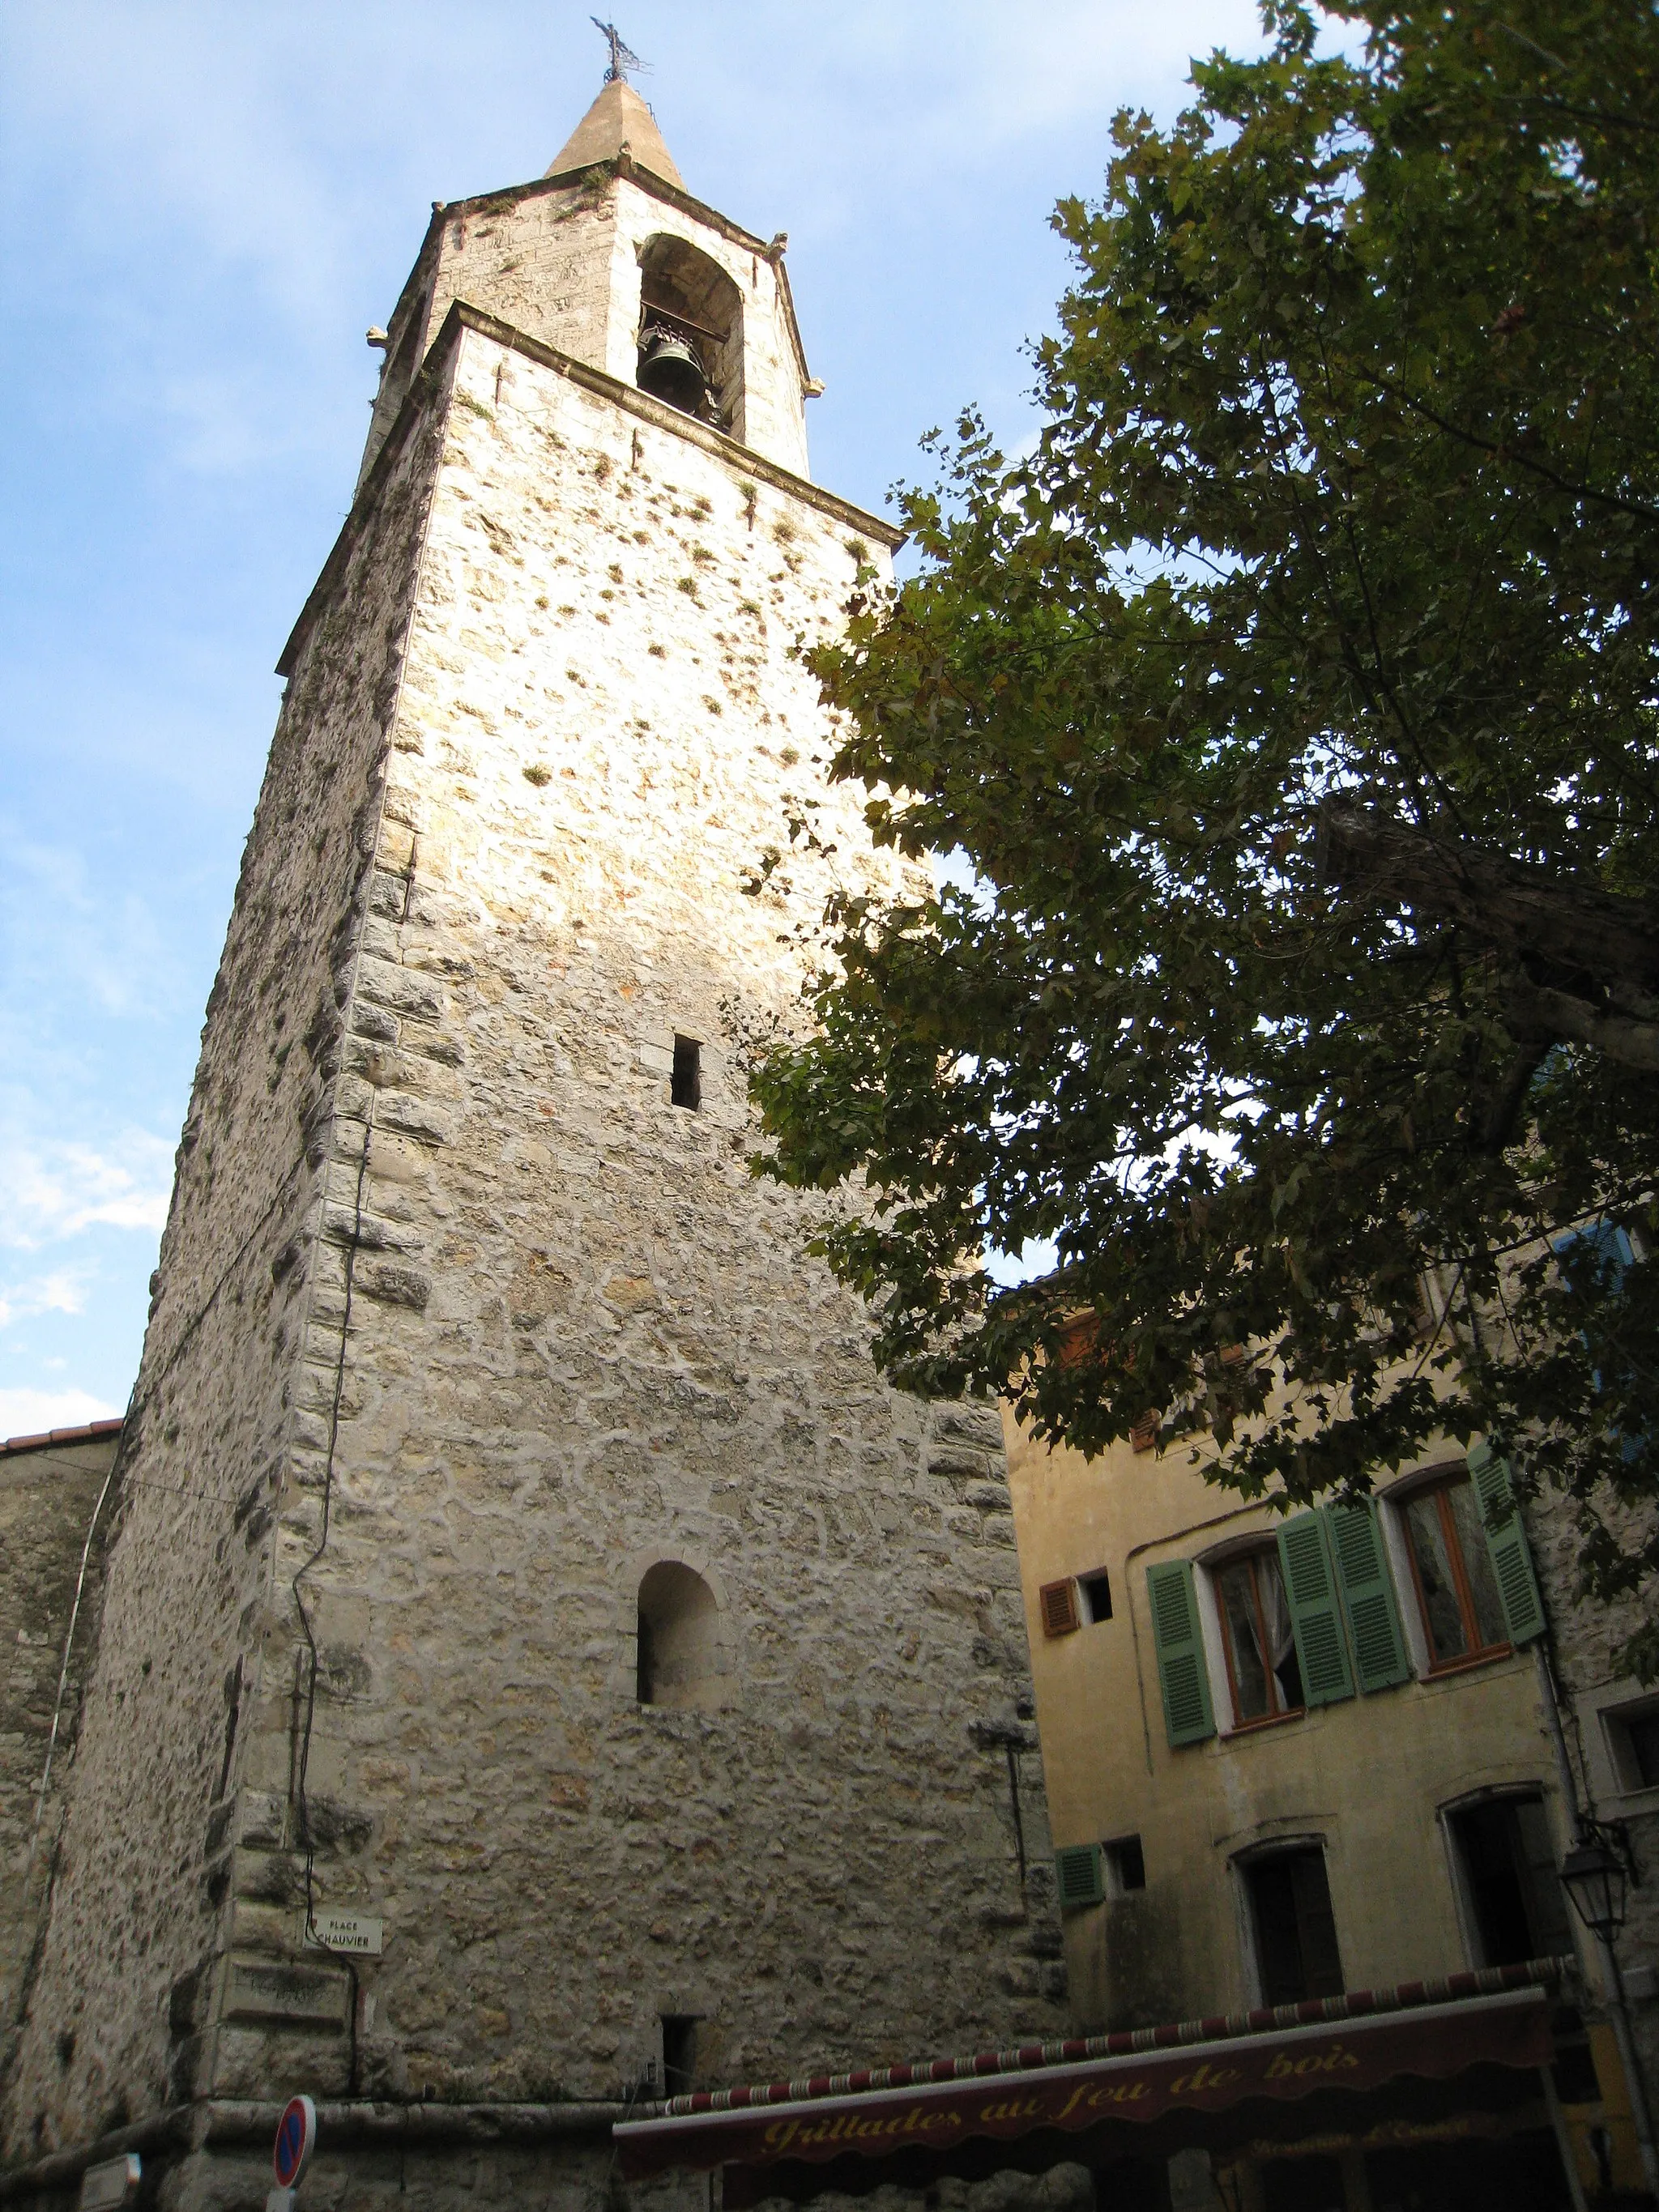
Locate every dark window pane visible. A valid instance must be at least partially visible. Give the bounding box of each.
[1256,1550,1303,1713]
[1626,1711,1659,1788]
[1079,1571,1113,1625]
[671,1034,701,1110]
[1452,1800,1538,1967]
[1289,1850,1345,1997]
[1273,1625,1304,1715]
[1247,1848,1342,2004]
[1261,2155,1345,2212]
[1107,1835,1145,1892]
[1406,1492,1469,1662]
[662,2015,698,2096]
[1446,1479,1508,1650]
[1218,1559,1272,1720]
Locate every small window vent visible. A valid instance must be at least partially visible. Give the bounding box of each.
[1055,1843,1103,1911]
[1039,1579,1080,1639]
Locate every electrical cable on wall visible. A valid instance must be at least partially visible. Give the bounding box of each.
[291,1085,376,2097]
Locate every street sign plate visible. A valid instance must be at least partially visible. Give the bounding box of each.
[273,2093,317,2188]
[301,1910,383,1956]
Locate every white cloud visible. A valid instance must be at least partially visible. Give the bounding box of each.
[0,1387,122,1443]
[0,1269,89,1331]
[1,1136,173,1251]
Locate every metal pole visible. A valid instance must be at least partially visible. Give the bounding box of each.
[1597,1932,1659,2200]
[1533,1643,1586,1837]
[1542,2063,1591,2212]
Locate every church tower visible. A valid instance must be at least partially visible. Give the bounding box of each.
[4,62,1063,2208]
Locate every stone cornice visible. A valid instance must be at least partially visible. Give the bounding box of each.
[277,299,902,681]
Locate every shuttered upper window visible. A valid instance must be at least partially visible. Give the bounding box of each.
[1215,1547,1304,1726]
[1401,1473,1510,1669]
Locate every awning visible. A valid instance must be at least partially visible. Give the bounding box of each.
[615,1959,1563,2197]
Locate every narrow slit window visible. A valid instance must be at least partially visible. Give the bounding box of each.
[671,1034,702,1110]
[661,2014,699,2098]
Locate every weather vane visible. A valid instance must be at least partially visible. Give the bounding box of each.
[591,19,646,83]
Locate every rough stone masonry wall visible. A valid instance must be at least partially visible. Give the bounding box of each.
[0,1434,122,2069]
[2,370,450,2163]
[214,318,1064,2119]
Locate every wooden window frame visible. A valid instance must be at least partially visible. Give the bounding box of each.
[1401,1473,1512,1677]
[1214,1545,1304,1733]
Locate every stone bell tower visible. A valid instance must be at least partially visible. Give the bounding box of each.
[3,63,1063,2208]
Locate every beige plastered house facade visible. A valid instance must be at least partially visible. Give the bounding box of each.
[0,76,1068,2212]
[1007,1376,1659,2212]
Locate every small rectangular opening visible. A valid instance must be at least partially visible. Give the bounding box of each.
[661,2014,699,2098]
[671,1034,702,1110]
[1606,1700,1659,1791]
[1078,1569,1113,1625]
[1104,1835,1145,1893]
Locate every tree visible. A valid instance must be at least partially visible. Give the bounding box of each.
[750,0,1659,1669]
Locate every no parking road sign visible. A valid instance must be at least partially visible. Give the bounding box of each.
[269,2093,316,2208]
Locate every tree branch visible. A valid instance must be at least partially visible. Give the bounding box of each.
[1316,799,1659,1002]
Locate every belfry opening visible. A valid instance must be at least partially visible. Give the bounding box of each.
[636,234,742,429]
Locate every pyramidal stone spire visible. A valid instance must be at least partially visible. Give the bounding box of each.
[547,74,684,190]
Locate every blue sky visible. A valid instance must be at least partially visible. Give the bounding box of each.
[0,0,1265,1438]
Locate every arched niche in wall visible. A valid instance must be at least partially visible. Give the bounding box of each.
[636,1559,728,1711]
[636,235,744,436]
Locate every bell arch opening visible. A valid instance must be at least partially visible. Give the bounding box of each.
[636,236,744,435]
[636,1561,723,1709]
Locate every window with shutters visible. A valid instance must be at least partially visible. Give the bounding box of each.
[1324,1500,1411,1694]
[1214,1545,1304,1728]
[1240,1846,1345,2005]
[1399,1473,1510,1671]
[1040,1568,1112,1636]
[1446,1792,1574,1967]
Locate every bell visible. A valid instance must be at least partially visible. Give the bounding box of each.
[638,325,707,416]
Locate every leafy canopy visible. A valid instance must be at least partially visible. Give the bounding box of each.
[751,0,1659,1667]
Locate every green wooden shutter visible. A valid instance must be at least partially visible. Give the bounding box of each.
[1323,1502,1412,1692]
[1277,1513,1355,1707]
[1054,1843,1103,1911]
[1145,1560,1216,1747]
[1465,1443,1547,1646]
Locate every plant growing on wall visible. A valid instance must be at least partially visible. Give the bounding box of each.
[750,0,1659,1669]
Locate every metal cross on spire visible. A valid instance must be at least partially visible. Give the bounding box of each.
[591,18,646,83]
